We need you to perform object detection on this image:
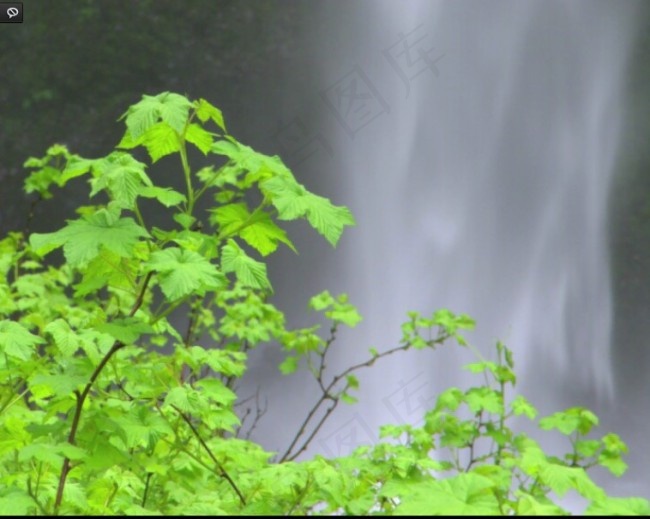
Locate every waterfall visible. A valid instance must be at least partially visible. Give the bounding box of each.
[251,0,646,501]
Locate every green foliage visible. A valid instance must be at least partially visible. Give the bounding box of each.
[0,92,647,515]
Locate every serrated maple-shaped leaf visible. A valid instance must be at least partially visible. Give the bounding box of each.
[261,176,355,246]
[138,186,186,207]
[194,98,227,132]
[240,213,297,256]
[74,249,138,296]
[45,319,82,357]
[211,202,249,235]
[58,155,95,185]
[146,248,226,301]
[210,139,290,185]
[120,91,193,138]
[185,123,214,155]
[221,239,271,291]
[384,473,499,516]
[0,320,45,360]
[260,176,309,218]
[89,152,152,209]
[95,317,154,344]
[29,207,149,267]
[118,123,181,163]
[210,203,294,256]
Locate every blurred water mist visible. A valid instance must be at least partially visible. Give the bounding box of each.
[247,0,648,503]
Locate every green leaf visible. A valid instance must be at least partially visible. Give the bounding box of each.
[539,407,599,436]
[173,212,196,230]
[434,387,464,412]
[538,463,604,500]
[575,439,601,458]
[211,202,250,236]
[309,291,335,311]
[260,176,355,246]
[113,405,172,449]
[0,320,45,360]
[138,186,186,207]
[45,319,82,357]
[146,248,227,301]
[383,473,499,516]
[511,395,538,420]
[30,207,149,267]
[29,364,92,397]
[586,497,650,516]
[598,452,628,477]
[346,375,359,390]
[303,194,356,247]
[164,386,201,413]
[120,91,193,138]
[0,491,37,515]
[465,387,503,414]
[59,155,94,185]
[196,378,237,406]
[195,98,227,132]
[212,204,296,256]
[327,298,362,327]
[95,317,154,344]
[74,249,137,296]
[221,240,271,291]
[89,152,152,209]
[211,139,269,179]
[185,123,214,154]
[516,494,565,516]
[18,442,64,464]
[279,355,299,374]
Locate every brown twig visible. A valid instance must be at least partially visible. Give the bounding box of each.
[279,331,451,462]
[172,405,246,506]
[54,271,154,510]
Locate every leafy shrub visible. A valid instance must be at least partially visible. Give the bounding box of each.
[0,92,647,515]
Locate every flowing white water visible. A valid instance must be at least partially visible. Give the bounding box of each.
[285,0,642,486]
[249,0,648,505]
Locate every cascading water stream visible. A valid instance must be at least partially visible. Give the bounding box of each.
[263,0,646,499]
[244,0,648,503]
[307,0,630,407]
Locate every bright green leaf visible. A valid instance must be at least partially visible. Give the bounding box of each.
[146,248,227,300]
[30,208,149,267]
[221,240,271,291]
[0,320,45,360]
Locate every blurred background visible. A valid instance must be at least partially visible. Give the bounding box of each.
[1,0,649,501]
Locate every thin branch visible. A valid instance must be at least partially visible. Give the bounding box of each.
[171,405,246,506]
[26,474,48,516]
[141,472,153,508]
[280,333,451,461]
[54,272,154,510]
[285,471,314,516]
[285,394,342,462]
[235,388,268,441]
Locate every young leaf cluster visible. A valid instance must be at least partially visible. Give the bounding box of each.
[0,92,647,516]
